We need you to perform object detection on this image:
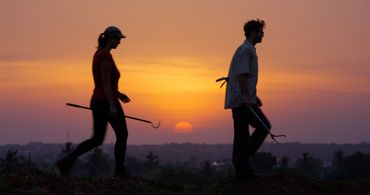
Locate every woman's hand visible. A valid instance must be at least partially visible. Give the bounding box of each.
[109,104,118,117]
[118,92,131,104]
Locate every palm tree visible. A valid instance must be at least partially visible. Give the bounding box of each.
[144,151,159,169]
[331,150,344,167]
[294,152,323,178]
[278,156,290,169]
[57,142,75,159]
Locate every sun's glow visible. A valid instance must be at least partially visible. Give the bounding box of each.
[174,121,193,133]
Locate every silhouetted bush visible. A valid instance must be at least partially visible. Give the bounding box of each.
[250,152,277,173]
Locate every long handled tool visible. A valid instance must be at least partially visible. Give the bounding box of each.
[66,103,160,129]
[216,77,286,143]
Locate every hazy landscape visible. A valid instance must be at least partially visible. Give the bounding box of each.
[2,142,370,165]
[1,142,370,194]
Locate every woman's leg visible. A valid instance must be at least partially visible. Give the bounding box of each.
[57,101,108,176]
[68,109,108,160]
[109,101,128,176]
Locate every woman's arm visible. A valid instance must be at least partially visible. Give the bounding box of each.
[101,59,117,115]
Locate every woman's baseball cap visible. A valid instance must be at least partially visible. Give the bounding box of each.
[103,26,126,38]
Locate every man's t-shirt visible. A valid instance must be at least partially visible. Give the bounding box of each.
[225,41,258,109]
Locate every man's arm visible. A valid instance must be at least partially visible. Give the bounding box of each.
[237,73,250,106]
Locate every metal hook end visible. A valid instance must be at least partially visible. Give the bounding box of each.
[271,134,287,144]
[273,134,287,138]
[216,77,228,82]
[216,77,228,88]
[151,121,161,129]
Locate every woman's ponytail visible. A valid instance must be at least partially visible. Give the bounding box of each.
[97,33,106,49]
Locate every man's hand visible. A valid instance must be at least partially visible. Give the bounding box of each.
[242,95,251,108]
[256,97,263,107]
[243,102,251,108]
[118,93,131,104]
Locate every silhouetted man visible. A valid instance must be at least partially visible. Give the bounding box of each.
[224,19,270,180]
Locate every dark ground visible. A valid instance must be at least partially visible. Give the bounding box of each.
[1,168,370,195]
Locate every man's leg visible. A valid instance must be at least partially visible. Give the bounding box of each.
[246,104,270,157]
[232,106,251,178]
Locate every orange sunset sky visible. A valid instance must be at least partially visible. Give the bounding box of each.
[1,0,369,144]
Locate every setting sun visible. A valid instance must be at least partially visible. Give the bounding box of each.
[174,122,193,133]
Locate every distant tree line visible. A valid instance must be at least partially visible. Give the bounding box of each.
[1,143,370,184]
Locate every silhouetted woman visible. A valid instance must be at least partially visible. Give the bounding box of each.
[57,26,131,177]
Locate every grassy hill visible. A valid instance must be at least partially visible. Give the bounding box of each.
[1,168,370,195]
